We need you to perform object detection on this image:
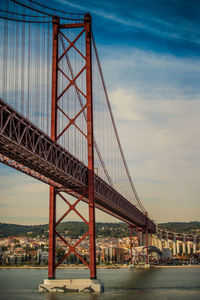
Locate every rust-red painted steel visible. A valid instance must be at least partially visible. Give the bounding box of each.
[130,225,133,264]
[85,13,97,279]
[51,17,59,142]
[145,212,149,264]
[60,23,85,29]
[48,17,59,279]
[48,187,56,278]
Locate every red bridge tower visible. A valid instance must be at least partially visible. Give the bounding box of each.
[48,13,96,280]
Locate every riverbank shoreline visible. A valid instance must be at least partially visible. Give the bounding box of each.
[0,264,200,269]
[153,265,200,268]
[0,265,125,269]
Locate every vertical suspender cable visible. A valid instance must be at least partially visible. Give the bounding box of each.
[21,8,25,115]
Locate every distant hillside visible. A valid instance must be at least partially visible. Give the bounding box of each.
[0,221,199,238]
[0,223,49,238]
[0,221,128,238]
[159,222,200,233]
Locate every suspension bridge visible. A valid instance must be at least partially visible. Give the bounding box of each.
[0,0,157,291]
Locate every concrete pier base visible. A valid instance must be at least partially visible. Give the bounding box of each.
[39,278,104,293]
[134,263,150,269]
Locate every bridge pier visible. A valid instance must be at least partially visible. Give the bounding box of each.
[129,225,133,264]
[187,241,192,254]
[193,236,197,254]
[182,234,186,254]
[39,279,104,293]
[172,234,176,256]
[165,232,169,248]
[158,231,163,251]
[176,240,180,255]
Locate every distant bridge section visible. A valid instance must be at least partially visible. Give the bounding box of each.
[156,228,200,255]
[0,98,156,233]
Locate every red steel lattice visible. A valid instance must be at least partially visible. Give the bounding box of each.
[48,14,97,279]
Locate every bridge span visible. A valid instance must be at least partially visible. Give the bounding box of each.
[0,97,156,233]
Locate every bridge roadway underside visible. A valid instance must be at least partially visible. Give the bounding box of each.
[0,98,156,233]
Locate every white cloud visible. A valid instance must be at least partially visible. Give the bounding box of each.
[109,88,200,221]
[100,48,200,102]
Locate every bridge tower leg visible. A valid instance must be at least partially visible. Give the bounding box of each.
[48,16,59,279]
[145,212,149,264]
[129,225,133,265]
[85,13,97,279]
[146,228,149,264]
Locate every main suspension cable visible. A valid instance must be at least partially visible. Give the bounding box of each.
[28,0,85,16]
[0,15,51,23]
[0,8,49,17]
[11,0,84,20]
[92,33,146,214]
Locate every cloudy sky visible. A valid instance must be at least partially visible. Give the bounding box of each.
[0,0,200,224]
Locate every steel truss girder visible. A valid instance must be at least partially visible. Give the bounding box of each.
[0,97,156,233]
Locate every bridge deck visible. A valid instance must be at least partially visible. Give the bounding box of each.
[0,98,156,232]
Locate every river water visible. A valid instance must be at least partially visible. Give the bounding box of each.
[0,267,200,300]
